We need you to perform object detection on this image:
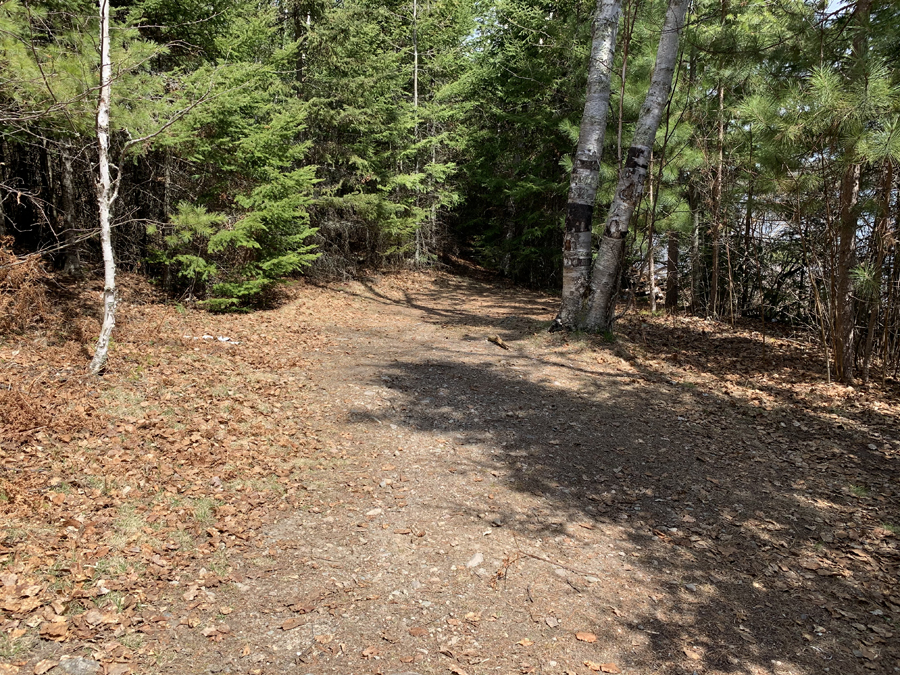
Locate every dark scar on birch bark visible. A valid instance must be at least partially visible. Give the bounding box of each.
[604,223,625,239]
[624,145,648,170]
[573,158,601,173]
[565,203,594,233]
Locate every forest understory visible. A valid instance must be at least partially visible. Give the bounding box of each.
[1,267,899,675]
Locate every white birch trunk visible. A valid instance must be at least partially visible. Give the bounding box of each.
[553,0,622,329]
[88,0,117,376]
[581,0,690,331]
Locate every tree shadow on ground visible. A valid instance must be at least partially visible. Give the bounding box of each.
[362,337,899,674]
[345,273,900,449]
[333,275,560,338]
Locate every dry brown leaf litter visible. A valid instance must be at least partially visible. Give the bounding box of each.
[0,269,898,675]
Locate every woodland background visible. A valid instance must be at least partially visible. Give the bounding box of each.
[1,0,899,383]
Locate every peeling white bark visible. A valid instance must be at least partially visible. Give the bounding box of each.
[89,0,117,376]
[581,0,690,331]
[553,0,622,330]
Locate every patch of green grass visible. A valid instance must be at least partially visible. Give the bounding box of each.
[115,505,146,535]
[3,527,28,545]
[82,475,105,491]
[0,489,7,503]
[119,632,145,650]
[209,384,232,398]
[101,388,144,413]
[224,476,286,495]
[209,550,231,577]
[91,556,129,579]
[0,630,35,661]
[192,497,220,524]
[108,506,147,548]
[47,557,78,593]
[850,485,870,498]
[882,523,898,534]
[101,477,121,496]
[159,410,186,429]
[101,590,127,612]
[253,478,287,495]
[169,529,195,551]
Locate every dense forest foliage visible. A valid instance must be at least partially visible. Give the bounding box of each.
[1,0,899,383]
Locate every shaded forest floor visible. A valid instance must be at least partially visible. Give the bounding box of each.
[1,269,899,675]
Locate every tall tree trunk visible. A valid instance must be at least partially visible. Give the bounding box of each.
[648,227,656,312]
[647,153,657,312]
[581,0,690,331]
[740,176,754,309]
[89,0,117,376]
[710,80,724,318]
[646,97,673,315]
[60,143,83,277]
[616,0,638,178]
[739,125,754,311]
[833,0,870,384]
[883,173,900,381]
[665,229,679,311]
[553,0,622,329]
[862,159,892,383]
[834,162,860,383]
[689,186,700,311]
[0,138,7,238]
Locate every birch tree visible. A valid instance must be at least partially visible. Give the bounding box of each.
[581,0,690,331]
[87,0,206,371]
[88,0,115,375]
[553,0,622,330]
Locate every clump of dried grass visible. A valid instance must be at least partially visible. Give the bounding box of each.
[0,389,48,434]
[0,237,51,333]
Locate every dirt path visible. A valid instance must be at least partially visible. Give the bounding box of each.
[3,271,899,675]
[148,273,899,675]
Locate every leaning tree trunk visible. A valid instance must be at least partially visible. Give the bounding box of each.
[553,0,622,330]
[89,0,117,376]
[581,0,690,331]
